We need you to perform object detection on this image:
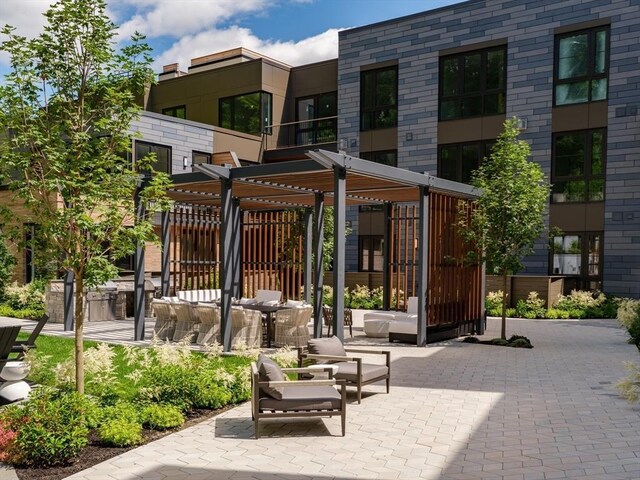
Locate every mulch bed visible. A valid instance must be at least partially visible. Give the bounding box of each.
[14,406,233,480]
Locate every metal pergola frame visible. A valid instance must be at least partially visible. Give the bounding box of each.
[72,149,478,350]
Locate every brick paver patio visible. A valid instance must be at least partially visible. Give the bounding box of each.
[2,316,640,479]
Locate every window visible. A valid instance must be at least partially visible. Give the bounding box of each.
[135,141,172,174]
[192,151,211,166]
[219,92,272,136]
[551,232,602,290]
[551,129,605,203]
[162,105,186,119]
[438,141,494,184]
[555,26,609,105]
[361,67,398,131]
[359,235,384,272]
[439,46,506,120]
[360,150,397,167]
[296,92,337,145]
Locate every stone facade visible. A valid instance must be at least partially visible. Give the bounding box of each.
[338,0,640,296]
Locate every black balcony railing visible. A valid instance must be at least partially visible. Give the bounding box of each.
[262,116,338,151]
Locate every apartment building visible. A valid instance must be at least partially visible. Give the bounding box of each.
[142,0,639,297]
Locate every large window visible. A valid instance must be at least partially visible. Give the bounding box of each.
[439,46,506,120]
[438,141,494,184]
[296,92,337,145]
[551,232,602,290]
[552,129,605,203]
[555,26,609,106]
[219,91,272,136]
[135,141,172,174]
[192,151,211,166]
[361,66,398,131]
[360,150,397,167]
[359,235,384,272]
[162,105,186,119]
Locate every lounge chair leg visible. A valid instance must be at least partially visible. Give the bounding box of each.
[386,377,390,393]
[254,417,260,439]
[357,385,362,404]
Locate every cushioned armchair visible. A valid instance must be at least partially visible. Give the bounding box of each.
[299,336,390,403]
[251,353,346,439]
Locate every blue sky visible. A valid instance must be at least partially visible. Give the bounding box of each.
[1,0,464,75]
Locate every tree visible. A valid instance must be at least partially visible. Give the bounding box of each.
[0,0,171,392]
[0,227,16,298]
[459,118,550,339]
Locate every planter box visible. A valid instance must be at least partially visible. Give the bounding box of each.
[486,275,565,308]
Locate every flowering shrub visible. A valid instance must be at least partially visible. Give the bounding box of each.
[485,291,504,316]
[3,281,46,311]
[618,298,640,349]
[617,362,640,403]
[0,420,17,462]
[515,292,546,319]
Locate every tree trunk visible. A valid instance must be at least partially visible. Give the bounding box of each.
[501,271,507,340]
[74,274,85,394]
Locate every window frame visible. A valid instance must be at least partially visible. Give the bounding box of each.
[162,105,186,119]
[437,140,494,184]
[192,151,212,166]
[551,128,606,203]
[549,231,603,290]
[438,45,507,121]
[218,91,272,136]
[358,234,384,272]
[360,66,398,132]
[135,140,172,174]
[553,26,610,106]
[359,149,398,167]
[295,91,337,146]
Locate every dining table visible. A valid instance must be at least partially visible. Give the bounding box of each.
[239,303,292,348]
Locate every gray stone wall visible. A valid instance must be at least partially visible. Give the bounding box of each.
[338,0,640,296]
[129,111,214,175]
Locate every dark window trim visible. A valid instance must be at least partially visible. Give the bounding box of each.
[192,150,212,165]
[437,140,494,184]
[553,26,610,107]
[438,45,507,121]
[218,90,273,136]
[162,105,186,119]
[549,230,603,287]
[551,128,606,203]
[358,234,384,272]
[295,91,337,146]
[135,140,172,174]
[360,66,398,132]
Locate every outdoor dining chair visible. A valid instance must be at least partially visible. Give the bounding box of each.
[193,303,221,345]
[273,306,312,347]
[172,301,199,343]
[322,305,353,338]
[255,289,282,305]
[151,299,177,341]
[231,307,262,348]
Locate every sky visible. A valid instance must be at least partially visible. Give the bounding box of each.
[0,0,464,76]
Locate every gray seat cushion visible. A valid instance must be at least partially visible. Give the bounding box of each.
[333,362,389,383]
[259,385,341,411]
[257,353,285,400]
[307,336,347,363]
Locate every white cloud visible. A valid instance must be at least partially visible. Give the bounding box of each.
[154,26,340,71]
[116,0,267,39]
[0,0,50,38]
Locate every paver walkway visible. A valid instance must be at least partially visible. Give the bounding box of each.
[2,316,640,479]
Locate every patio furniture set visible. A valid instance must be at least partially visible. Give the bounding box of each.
[362,296,420,343]
[151,289,313,348]
[251,335,391,438]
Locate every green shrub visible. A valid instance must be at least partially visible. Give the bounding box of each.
[545,308,570,319]
[485,291,504,316]
[0,388,90,467]
[141,404,184,430]
[515,292,546,319]
[505,308,516,318]
[101,401,140,424]
[553,290,619,319]
[510,338,533,348]
[462,336,479,343]
[0,231,16,300]
[3,282,46,311]
[617,362,640,403]
[99,418,143,447]
[0,304,46,320]
[490,338,509,346]
[618,299,640,349]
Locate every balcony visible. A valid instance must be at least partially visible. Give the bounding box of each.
[261,116,338,163]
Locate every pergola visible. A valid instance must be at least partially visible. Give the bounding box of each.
[130,149,481,350]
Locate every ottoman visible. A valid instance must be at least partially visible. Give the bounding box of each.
[363,312,395,338]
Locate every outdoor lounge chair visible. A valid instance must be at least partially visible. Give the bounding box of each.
[299,336,390,403]
[273,306,312,347]
[0,326,21,368]
[251,353,346,439]
[11,314,48,360]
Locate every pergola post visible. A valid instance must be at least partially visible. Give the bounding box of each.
[416,185,429,347]
[303,208,313,304]
[63,271,74,331]
[382,202,392,311]
[133,187,146,341]
[220,179,234,351]
[313,193,324,338]
[160,211,170,297]
[332,167,346,341]
[478,261,486,335]
[232,198,242,298]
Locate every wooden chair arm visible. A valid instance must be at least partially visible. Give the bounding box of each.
[301,353,359,362]
[344,348,390,356]
[258,379,337,388]
[281,367,334,374]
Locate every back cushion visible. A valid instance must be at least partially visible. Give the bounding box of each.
[307,336,346,358]
[257,353,285,400]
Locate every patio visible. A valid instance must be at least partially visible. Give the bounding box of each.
[2,315,639,479]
